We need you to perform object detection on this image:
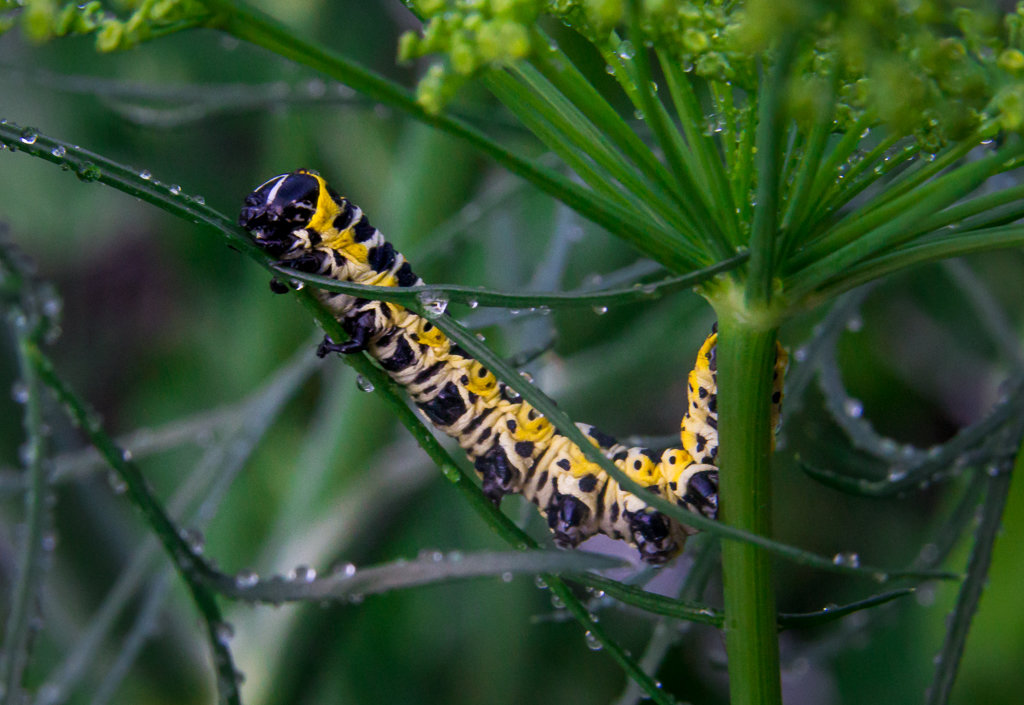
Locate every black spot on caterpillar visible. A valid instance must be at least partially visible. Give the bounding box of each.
[239,169,787,564]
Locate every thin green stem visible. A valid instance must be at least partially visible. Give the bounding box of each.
[787,142,1024,297]
[28,346,242,705]
[272,253,747,309]
[927,458,1016,705]
[486,67,703,248]
[797,224,1024,306]
[747,40,795,306]
[528,34,682,204]
[626,0,732,260]
[0,326,49,703]
[659,52,739,245]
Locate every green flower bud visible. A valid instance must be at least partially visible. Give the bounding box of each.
[398,31,420,62]
[497,20,531,59]
[682,27,709,53]
[996,84,1024,131]
[95,19,124,52]
[583,0,623,33]
[416,0,448,17]
[998,48,1024,73]
[22,0,57,42]
[416,63,449,114]
[450,35,478,74]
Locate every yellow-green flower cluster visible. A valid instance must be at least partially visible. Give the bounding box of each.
[732,0,1024,149]
[9,0,210,51]
[400,0,542,113]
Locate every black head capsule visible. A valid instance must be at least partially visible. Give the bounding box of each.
[239,171,321,256]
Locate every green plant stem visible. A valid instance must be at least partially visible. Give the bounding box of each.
[747,44,792,306]
[27,345,242,705]
[0,325,48,703]
[715,315,783,705]
[272,253,747,309]
[927,457,1017,705]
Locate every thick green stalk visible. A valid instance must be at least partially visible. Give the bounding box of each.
[715,313,783,705]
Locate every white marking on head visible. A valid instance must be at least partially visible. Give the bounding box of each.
[266,174,291,204]
[254,173,289,203]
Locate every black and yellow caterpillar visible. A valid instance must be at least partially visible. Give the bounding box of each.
[239,169,787,564]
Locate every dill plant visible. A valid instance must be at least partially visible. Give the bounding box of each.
[3,1,1024,704]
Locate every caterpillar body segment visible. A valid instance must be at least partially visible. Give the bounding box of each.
[239,169,785,564]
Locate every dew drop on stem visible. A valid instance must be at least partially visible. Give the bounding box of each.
[832,551,860,568]
[235,570,259,589]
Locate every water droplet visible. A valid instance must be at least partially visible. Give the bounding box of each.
[19,128,38,145]
[305,78,326,97]
[289,565,317,583]
[467,299,479,309]
[193,194,205,205]
[235,570,259,588]
[139,169,152,180]
[180,527,205,554]
[592,305,608,315]
[356,375,375,393]
[832,551,860,567]
[534,576,548,590]
[617,40,635,60]
[845,315,863,332]
[121,448,133,462]
[215,621,235,645]
[842,398,863,418]
[550,594,565,609]
[584,630,603,650]
[169,184,182,196]
[106,470,127,495]
[886,468,908,482]
[417,290,449,317]
[11,381,29,404]
[76,162,101,182]
[50,145,66,158]
[335,562,357,578]
[36,683,62,704]
[501,571,514,582]
[919,543,940,564]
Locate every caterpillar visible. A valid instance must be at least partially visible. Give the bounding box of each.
[239,169,787,564]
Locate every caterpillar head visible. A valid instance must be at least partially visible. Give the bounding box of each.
[239,170,329,256]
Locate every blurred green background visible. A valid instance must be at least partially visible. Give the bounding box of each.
[2,2,1024,704]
